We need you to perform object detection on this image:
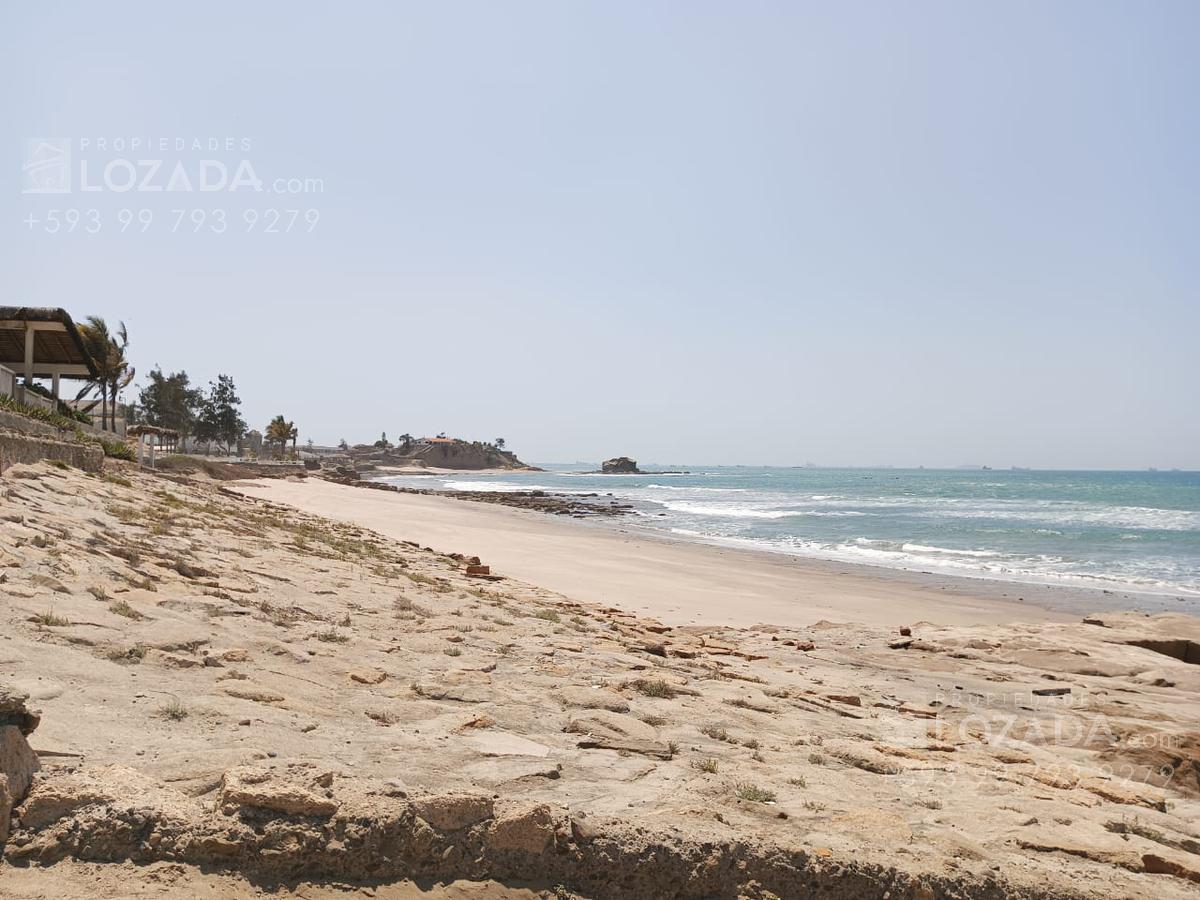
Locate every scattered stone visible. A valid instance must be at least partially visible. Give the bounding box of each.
[222,686,285,704]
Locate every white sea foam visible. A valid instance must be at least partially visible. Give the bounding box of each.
[645,484,748,493]
[657,530,1200,598]
[660,500,794,520]
[901,543,1001,558]
[439,480,554,493]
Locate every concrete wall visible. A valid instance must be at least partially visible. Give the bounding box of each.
[0,409,75,439]
[12,386,54,413]
[0,431,104,473]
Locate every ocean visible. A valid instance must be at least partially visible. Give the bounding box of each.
[377,466,1200,609]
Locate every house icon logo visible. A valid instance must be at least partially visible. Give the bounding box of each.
[22,138,72,193]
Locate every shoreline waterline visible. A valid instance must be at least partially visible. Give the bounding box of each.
[231,476,1123,628]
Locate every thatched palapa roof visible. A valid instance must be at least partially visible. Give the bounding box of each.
[0,307,99,378]
[127,424,179,438]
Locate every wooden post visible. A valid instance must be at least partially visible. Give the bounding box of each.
[23,326,34,384]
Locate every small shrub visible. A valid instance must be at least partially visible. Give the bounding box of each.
[533,609,560,623]
[735,782,776,803]
[97,438,135,461]
[701,724,731,742]
[808,752,826,765]
[315,628,349,643]
[87,585,110,601]
[444,646,463,657]
[31,609,70,627]
[788,776,807,788]
[157,697,188,721]
[641,714,668,727]
[109,599,144,620]
[631,678,677,699]
[694,758,719,774]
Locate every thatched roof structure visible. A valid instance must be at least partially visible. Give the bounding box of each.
[0,307,98,379]
[127,424,179,439]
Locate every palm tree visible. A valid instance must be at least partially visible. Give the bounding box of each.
[265,415,296,459]
[75,317,133,431]
[105,322,134,431]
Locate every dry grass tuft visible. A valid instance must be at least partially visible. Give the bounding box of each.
[735,782,776,803]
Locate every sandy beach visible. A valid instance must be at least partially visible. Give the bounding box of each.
[3,460,1199,899]
[232,477,1081,628]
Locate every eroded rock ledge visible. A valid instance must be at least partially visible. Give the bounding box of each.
[8,763,1057,899]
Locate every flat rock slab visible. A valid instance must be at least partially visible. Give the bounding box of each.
[462,757,561,784]
[413,683,492,703]
[566,710,658,743]
[464,732,552,758]
[557,686,630,713]
[220,766,337,817]
[575,737,674,759]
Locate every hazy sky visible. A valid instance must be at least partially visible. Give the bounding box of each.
[4,2,1196,468]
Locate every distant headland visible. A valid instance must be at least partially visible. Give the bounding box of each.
[308,434,540,473]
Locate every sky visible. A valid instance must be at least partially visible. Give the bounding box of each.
[3,1,1197,469]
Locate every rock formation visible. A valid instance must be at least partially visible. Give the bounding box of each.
[601,456,640,474]
[0,687,40,846]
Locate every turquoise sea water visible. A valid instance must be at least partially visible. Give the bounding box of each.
[378,466,1200,607]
